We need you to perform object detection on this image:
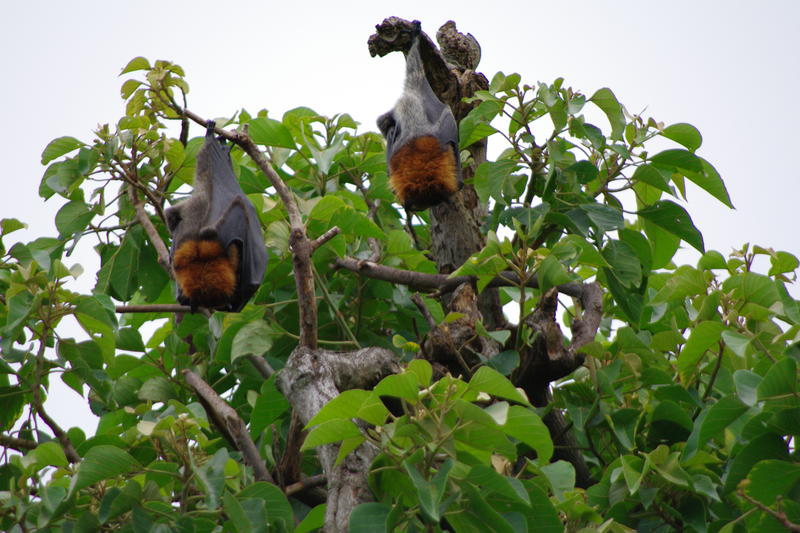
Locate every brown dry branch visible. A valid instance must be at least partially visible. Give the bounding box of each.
[32,400,80,464]
[127,182,171,272]
[0,434,37,452]
[334,256,586,297]
[116,304,192,314]
[182,369,274,484]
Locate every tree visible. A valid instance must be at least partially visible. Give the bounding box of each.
[1,16,799,533]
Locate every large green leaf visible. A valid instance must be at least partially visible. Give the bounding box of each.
[248,118,296,148]
[661,123,702,151]
[41,136,85,164]
[589,88,625,140]
[638,200,704,252]
[70,445,140,494]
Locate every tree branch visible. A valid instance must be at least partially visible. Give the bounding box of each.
[0,434,37,452]
[31,400,80,463]
[127,183,171,273]
[333,256,586,297]
[116,304,192,314]
[182,369,274,484]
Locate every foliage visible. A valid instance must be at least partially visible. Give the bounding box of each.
[0,53,798,533]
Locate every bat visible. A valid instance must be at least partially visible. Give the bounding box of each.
[165,121,267,312]
[377,21,462,211]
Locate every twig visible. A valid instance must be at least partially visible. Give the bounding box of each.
[333,256,586,297]
[127,183,171,273]
[285,474,327,497]
[739,491,800,532]
[411,293,437,329]
[182,370,274,483]
[116,304,192,313]
[311,227,342,252]
[246,354,274,379]
[0,434,37,452]
[31,401,80,463]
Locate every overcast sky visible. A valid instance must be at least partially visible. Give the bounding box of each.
[2,1,798,433]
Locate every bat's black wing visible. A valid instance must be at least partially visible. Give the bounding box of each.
[200,126,268,311]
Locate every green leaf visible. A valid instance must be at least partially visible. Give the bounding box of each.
[109,232,141,301]
[349,503,390,533]
[1,218,26,235]
[769,251,800,276]
[633,164,671,193]
[466,465,529,504]
[503,406,553,463]
[539,461,577,503]
[677,321,724,379]
[757,357,797,406]
[238,482,294,530]
[580,203,624,233]
[302,419,361,450]
[723,433,789,494]
[745,460,800,505]
[41,136,84,164]
[661,123,702,151]
[193,448,228,509]
[602,239,642,288]
[638,200,704,252]
[404,459,452,522]
[537,254,573,292]
[469,367,530,405]
[120,56,151,74]
[296,504,326,533]
[374,372,420,404]
[138,376,177,402]
[589,88,625,140]
[55,200,94,238]
[649,148,703,173]
[698,250,727,270]
[70,445,140,494]
[248,118,296,148]
[685,395,748,459]
[32,441,69,468]
[685,158,733,208]
[231,320,274,361]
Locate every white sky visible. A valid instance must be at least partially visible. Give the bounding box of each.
[1,1,798,433]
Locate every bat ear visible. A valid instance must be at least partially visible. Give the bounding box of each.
[377,112,396,136]
[165,206,182,233]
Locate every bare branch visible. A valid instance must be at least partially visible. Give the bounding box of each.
[116,304,192,314]
[411,293,437,329]
[246,354,274,379]
[311,226,341,252]
[183,370,274,484]
[0,434,37,452]
[333,256,586,297]
[32,401,80,463]
[127,183,171,273]
[285,474,327,497]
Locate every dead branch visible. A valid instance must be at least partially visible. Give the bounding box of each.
[116,304,192,314]
[334,256,586,298]
[182,369,274,484]
[0,434,37,452]
[127,183,171,272]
